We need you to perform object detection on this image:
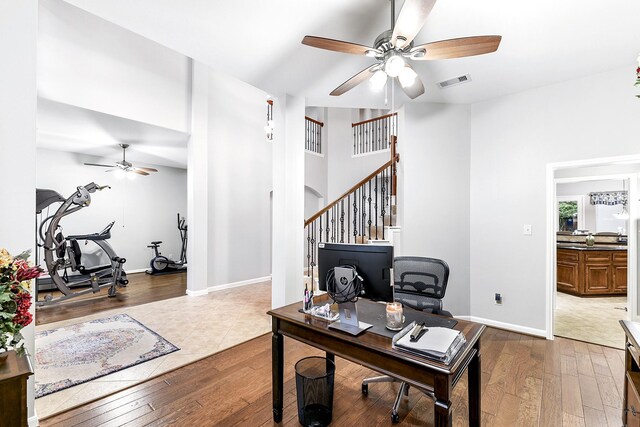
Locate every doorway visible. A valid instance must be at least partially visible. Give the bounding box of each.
[554,177,630,348]
[546,157,640,347]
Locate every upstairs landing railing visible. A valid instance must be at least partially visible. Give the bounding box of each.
[304,136,398,280]
[305,116,324,155]
[353,112,397,156]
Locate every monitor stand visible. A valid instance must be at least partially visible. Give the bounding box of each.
[328,301,372,336]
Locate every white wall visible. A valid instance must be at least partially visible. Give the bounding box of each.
[38,0,191,132]
[470,66,640,332]
[36,149,187,271]
[0,1,38,423]
[326,108,390,201]
[207,69,272,287]
[399,103,472,316]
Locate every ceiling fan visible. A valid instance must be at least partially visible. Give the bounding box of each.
[301,0,502,99]
[84,143,158,176]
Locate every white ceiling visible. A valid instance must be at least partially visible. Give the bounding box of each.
[38,98,189,169]
[63,0,640,108]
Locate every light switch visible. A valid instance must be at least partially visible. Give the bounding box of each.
[523,224,532,235]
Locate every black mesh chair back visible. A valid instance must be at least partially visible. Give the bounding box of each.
[394,256,450,314]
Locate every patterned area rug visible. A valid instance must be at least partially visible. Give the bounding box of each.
[35,313,179,398]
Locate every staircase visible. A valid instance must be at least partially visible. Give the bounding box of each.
[304,129,399,284]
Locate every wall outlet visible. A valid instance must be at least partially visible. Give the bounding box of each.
[523,224,532,235]
[495,293,502,305]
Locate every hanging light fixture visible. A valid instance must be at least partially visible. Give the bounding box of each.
[264,99,274,140]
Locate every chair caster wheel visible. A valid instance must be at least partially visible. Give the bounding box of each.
[391,412,399,424]
[362,384,368,395]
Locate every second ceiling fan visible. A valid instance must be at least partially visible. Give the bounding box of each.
[302,0,502,99]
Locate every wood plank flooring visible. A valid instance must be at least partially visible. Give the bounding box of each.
[40,327,626,426]
[36,272,186,326]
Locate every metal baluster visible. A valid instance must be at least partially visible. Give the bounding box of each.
[360,184,367,237]
[319,216,323,244]
[352,191,358,241]
[307,224,311,275]
[340,199,345,243]
[374,174,378,240]
[347,194,351,243]
[381,169,386,240]
[368,180,372,239]
[385,168,391,227]
[311,222,316,281]
[326,211,330,242]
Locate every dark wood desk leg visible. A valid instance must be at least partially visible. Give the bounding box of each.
[326,352,335,372]
[434,374,452,427]
[272,318,283,423]
[468,345,482,427]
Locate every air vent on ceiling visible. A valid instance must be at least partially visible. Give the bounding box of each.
[437,74,472,89]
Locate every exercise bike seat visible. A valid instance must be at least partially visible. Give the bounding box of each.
[150,241,162,245]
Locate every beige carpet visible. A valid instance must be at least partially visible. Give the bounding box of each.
[35,281,272,419]
[554,291,627,349]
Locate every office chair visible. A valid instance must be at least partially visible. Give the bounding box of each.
[362,256,451,423]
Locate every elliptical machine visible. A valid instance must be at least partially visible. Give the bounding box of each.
[147,213,187,275]
[36,183,129,306]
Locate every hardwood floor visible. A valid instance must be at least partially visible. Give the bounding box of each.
[35,271,187,326]
[40,327,625,426]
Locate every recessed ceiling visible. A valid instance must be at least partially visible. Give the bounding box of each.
[38,98,189,168]
[62,0,640,108]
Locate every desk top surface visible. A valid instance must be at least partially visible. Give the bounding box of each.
[269,299,485,375]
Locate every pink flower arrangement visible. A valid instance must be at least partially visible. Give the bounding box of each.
[0,249,42,353]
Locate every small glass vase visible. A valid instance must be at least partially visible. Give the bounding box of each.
[586,233,595,247]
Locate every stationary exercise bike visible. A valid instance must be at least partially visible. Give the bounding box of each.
[147,213,187,275]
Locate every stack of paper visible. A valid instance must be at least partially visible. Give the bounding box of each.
[393,323,466,364]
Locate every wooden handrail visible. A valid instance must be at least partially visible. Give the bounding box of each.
[304,158,397,227]
[352,112,397,128]
[305,116,324,127]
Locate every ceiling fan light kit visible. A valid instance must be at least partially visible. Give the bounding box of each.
[370,69,388,90]
[301,0,502,100]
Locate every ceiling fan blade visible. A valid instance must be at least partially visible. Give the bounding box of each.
[84,163,114,168]
[412,35,502,60]
[330,65,377,96]
[391,0,437,49]
[302,36,374,55]
[397,74,425,99]
[131,169,150,176]
[136,167,158,172]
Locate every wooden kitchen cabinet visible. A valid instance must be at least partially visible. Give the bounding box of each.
[557,247,627,296]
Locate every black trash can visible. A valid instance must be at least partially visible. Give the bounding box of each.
[295,356,335,427]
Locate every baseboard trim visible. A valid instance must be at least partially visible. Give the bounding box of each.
[185,289,208,297]
[207,276,271,293]
[125,268,148,274]
[28,415,39,427]
[464,316,546,338]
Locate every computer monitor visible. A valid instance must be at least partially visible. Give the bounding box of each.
[318,243,394,303]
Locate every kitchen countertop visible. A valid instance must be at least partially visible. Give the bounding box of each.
[557,243,627,251]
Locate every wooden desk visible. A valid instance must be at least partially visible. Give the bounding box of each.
[268,300,485,426]
[0,350,33,427]
[620,320,640,426]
